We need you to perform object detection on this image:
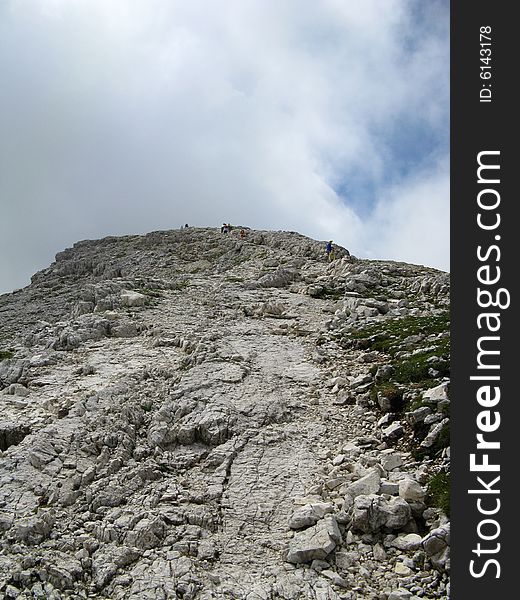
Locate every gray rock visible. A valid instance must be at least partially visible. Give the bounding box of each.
[388,590,413,600]
[335,550,359,570]
[422,382,449,405]
[310,558,330,572]
[125,516,166,549]
[373,542,387,561]
[377,413,395,428]
[14,512,55,544]
[382,421,404,441]
[405,406,432,427]
[350,373,373,388]
[5,383,30,397]
[424,413,442,426]
[381,453,403,472]
[72,300,95,317]
[320,569,349,588]
[350,494,412,533]
[419,418,449,452]
[197,539,217,560]
[344,467,381,499]
[391,533,423,551]
[257,268,299,288]
[422,523,450,560]
[286,516,341,564]
[27,439,58,469]
[364,299,389,314]
[40,552,83,590]
[379,480,400,495]
[121,290,148,307]
[394,562,413,576]
[0,359,28,389]
[399,479,426,503]
[110,321,140,337]
[289,502,334,529]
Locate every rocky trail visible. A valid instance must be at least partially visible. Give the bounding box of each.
[0,228,450,599]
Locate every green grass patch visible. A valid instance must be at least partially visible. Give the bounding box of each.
[0,350,14,361]
[346,312,450,387]
[348,312,450,356]
[392,339,450,385]
[426,471,450,517]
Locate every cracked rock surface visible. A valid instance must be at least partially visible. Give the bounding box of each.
[0,227,450,599]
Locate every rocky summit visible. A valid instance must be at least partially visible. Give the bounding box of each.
[0,227,450,600]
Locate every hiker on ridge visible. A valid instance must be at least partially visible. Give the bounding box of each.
[326,240,334,262]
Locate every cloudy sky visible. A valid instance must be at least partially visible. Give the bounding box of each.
[0,0,449,294]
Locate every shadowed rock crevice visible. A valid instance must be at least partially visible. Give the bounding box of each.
[0,422,31,451]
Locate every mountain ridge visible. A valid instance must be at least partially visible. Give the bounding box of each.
[0,227,450,599]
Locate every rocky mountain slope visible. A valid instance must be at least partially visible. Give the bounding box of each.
[0,227,450,600]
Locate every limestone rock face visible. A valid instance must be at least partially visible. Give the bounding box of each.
[0,227,450,598]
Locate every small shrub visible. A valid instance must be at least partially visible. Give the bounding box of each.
[406,396,428,412]
[437,421,450,447]
[371,381,401,401]
[0,350,14,361]
[371,382,404,411]
[426,471,450,516]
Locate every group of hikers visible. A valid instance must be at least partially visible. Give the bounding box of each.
[220,223,232,234]
[221,223,246,239]
[183,223,335,261]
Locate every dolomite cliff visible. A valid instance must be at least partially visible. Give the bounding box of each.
[0,228,450,600]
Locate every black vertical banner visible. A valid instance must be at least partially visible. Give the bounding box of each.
[451,2,517,598]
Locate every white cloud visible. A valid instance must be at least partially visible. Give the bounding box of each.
[0,0,449,293]
[360,158,450,270]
